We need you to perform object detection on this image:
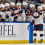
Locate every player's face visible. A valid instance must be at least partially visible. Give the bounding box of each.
[7,6,10,9]
[12,5,15,8]
[17,5,21,9]
[32,7,34,10]
[5,6,10,9]
[5,7,7,10]
[22,6,25,8]
[15,5,17,8]
[5,6,10,10]
[37,8,41,12]
[10,6,12,8]
[23,5,27,8]
[30,7,34,10]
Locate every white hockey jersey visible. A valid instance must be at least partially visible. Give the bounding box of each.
[14,9,26,22]
[33,11,43,25]
[0,11,6,21]
[26,10,34,22]
[5,10,14,22]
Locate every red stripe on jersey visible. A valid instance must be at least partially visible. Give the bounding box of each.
[18,12,21,16]
[38,30,43,31]
[29,13,34,16]
[35,24,43,25]
[33,30,36,31]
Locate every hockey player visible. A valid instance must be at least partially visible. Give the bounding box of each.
[32,6,43,43]
[26,4,35,22]
[22,2,29,22]
[22,2,28,9]
[0,4,6,22]
[13,3,26,22]
[10,2,16,22]
[5,3,14,22]
[5,3,10,22]
[10,2,16,11]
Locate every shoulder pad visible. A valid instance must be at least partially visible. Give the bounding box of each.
[39,11,42,15]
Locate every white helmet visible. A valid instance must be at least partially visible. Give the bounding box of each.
[10,2,15,6]
[10,2,14,4]
[5,3,10,7]
[37,6,42,10]
[22,2,27,6]
[30,4,35,8]
[41,4,45,7]
[1,4,5,8]
[16,3,21,6]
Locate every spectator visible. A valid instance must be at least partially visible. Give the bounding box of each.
[5,0,15,3]
[43,0,45,3]
[0,0,4,4]
[36,0,44,3]
[15,0,23,4]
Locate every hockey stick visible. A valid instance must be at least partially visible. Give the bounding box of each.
[1,19,6,25]
[27,20,35,30]
[27,24,30,30]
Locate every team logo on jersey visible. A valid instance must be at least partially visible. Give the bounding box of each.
[34,12,38,17]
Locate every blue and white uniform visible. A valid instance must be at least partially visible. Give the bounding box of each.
[33,11,43,31]
[14,9,26,22]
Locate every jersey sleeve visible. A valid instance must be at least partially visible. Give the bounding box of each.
[32,11,42,19]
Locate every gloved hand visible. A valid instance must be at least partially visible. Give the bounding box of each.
[1,18,5,22]
[5,15,9,19]
[6,16,9,19]
[11,13,15,17]
[19,10,23,14]
[14,16,18,19]
[29,13,34,16]
[25,11,29,16]
[31,20,35,25]
[14,10,23,17]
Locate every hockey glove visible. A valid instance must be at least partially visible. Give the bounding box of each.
[30,13,34,16]
[31,20,35,25]
[14,16,18,19]
[5,15,9,19]
[11,13,15,17]
[1,18,6,22]
[19,10,23,14]
[25,11,29,18]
